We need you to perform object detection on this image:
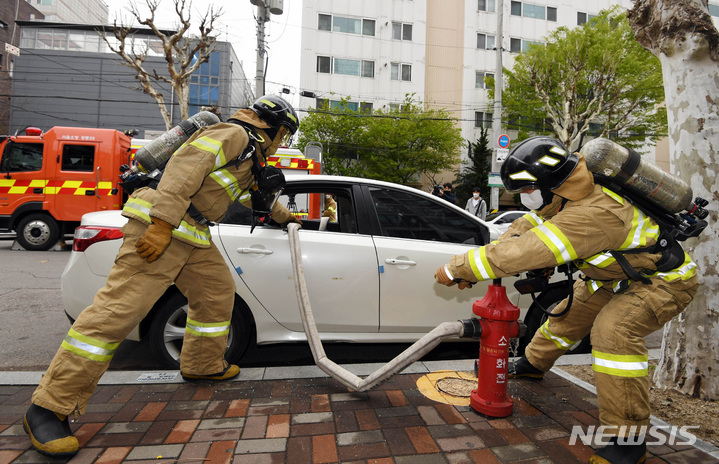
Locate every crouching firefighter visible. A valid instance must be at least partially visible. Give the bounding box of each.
[23,95,301,457]
[434,137,699,464]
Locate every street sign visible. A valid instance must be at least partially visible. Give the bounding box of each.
[496,148,509,162]
[497,134,510,149]
[488,172,503,188]
[5,43,20,57]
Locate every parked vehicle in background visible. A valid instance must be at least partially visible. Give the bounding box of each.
[486,210,527,235]
[0,126,132,251]
[62,175,577,368]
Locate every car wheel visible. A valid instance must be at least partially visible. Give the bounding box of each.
[16,213,60,251]
[148,291,254,369]
[517,285,592,356]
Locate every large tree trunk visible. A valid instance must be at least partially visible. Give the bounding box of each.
[628,0,719,399]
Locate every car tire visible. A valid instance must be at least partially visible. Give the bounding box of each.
[148,290,254,369]
[16,213,60,251]
[517,284,592,356]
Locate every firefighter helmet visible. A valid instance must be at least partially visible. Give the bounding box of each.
[500,137,578,192]
[251,95,299,135]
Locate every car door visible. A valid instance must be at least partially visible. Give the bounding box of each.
[365,186,512,333]
[217,182,380,333]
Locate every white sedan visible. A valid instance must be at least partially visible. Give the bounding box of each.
[62,175,569,368]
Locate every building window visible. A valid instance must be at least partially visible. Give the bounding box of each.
[547,7,557,21]
[475,112,493,129]
[391,63,412,81]
[189,51,220,115]
[392,22,413,41]
[362,60,375,78]
[511,1,522,16]
[478,0,495,12]
[512,2,554,21]
[475,71,494,89]
[477,33,495,50]
[317,56,331,73]
[360,102,373,114]
[510,38,522,53]
[577,12,596,25]
[709,3,719,16]
[319,14,375,36]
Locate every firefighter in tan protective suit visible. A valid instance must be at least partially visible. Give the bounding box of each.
[435,137,698,464]
[23,95,301,458]
[323,193,337,222]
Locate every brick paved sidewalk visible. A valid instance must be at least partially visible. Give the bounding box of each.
[0,370,717,463]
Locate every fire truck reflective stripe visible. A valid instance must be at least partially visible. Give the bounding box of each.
[188,136,226,168]
[173,221,211,246]
[122,198,153,222]
[586,279,603,294]
[539,320,577,350]
[209,169,241,201]
[523,211,544,227]
[185,317,230,337]
[530,222,578,265]
[468,247,497,281]
[60,328,119,362]
[592,350,649,377]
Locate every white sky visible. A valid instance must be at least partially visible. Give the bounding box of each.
[102,0,302,102]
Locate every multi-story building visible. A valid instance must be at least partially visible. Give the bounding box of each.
[23,0,108,24]
[299,0,719,180]
[0,0,44,134]
[9,21,254,135]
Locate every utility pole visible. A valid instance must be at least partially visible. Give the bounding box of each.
[490,0,504,212]
[250,0,284,97]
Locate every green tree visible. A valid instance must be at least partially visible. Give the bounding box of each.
[297,95,463,185]
[454,127,492,205]
[492,7,666,150]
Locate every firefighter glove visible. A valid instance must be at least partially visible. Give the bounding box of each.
[434,265,456,287]
[136,217,174,263]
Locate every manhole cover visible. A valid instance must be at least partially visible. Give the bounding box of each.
[436,377,476,397]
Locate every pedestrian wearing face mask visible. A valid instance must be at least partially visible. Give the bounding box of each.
[464,187,487,220]
[434,136,698,464]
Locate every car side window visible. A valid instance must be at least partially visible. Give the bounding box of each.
[369,187,488,245]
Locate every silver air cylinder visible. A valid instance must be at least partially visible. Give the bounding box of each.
[580,138,693,213]
[133,111,221,173]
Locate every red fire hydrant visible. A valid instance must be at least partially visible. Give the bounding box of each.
[469,279,521,417]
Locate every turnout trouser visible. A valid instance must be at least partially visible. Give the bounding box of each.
[525,274,698,431]
[32,218,235,415]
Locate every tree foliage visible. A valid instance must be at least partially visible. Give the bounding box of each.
[493,7,666,150]
[454,127,492,204]
[99,0,222,129]
[296,95,464,185]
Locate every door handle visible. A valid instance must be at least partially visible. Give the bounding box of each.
[385,258,416,266]
[238,247,273,255]
[33,188,43,194]
[85,190,95,196]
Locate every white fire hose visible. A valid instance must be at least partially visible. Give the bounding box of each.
[287,223,467,392]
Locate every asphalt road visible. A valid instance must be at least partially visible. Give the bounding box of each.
[0,238,480,372]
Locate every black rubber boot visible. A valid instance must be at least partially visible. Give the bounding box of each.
[589,436,647,464]
[508,356,545,379]
[182,363,241,382]
[23,404,79,457]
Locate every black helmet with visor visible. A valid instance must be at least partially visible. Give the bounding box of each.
[500,137,578,192]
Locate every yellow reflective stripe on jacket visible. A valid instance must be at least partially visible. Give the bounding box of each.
[523,211,544,227]
[173,220,210,246]
[586,279,603,295]
[209,169,241,201]
[61,328,119,362]
[654,252,697,282]
[123,197,153,222]
[592,350,649,377]
[185,317,230,338]
[530,222,578,265]
[584,252,616,268]
[540,320,579,350]
[187,136,227,168]
[602,187,624,204]
[468,247,497,281]
[620,207,660,250]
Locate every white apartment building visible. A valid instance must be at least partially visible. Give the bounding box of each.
[299,0,719,171]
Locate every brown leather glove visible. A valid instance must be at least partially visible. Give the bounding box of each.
[136,217,174,263]
[434,265,456,287]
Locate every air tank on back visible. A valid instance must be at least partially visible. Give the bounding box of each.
[580,137,693,213]
[131,111,221,174]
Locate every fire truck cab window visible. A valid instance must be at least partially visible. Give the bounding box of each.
[3,142,44,172]
[61,144,95,172]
